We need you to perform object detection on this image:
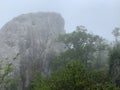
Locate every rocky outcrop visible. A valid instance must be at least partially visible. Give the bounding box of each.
[0,12,65,90]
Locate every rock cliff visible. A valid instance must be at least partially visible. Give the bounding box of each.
[0,12,65,89]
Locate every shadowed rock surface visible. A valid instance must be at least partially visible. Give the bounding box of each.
[0,12,65,90]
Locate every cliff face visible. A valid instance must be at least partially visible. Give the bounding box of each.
[0,12,65,89]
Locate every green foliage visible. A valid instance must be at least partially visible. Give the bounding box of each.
[108,28,120,87]
[109,43,120,87]
[31,60,120,90]
[29,26,119,90]
[0,63,16,90]
[29,71,51,90]
[109,44,120,69]
[112,27,120,42]
[50,61,88,90]
[50,26,108,72]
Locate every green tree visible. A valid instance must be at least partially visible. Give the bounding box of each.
[50,26,108,71]
[109,28,120,87]
[109,43,120,87]
[112,27,120,43]
[0,54,19,90]
[0,63,14,90]
[31,60,119,90]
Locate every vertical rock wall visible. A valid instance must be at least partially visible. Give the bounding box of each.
[0,12,65,90]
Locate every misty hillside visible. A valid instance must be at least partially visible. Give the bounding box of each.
[0,12,120,90]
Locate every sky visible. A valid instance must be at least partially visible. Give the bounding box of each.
[0,0,120,41]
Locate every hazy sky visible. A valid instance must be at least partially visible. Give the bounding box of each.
[0,0,120,41]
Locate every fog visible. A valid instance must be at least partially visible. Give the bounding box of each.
[0,1,120,90]
[0,0,120,41]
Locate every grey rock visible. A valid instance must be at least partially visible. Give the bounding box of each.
[0,12,65,90]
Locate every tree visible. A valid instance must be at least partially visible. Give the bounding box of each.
[30,26,119,90]
[109,43,120,87]
[109,28,120,87]
[112,27,120,43]
[31,60,119,90]
[50,25,108,71]
[0,63,14,90]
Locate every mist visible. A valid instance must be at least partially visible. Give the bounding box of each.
[0,0,120,41]
[0,0,120,90]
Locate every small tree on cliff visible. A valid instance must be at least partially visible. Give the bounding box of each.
[0,63,13,90]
